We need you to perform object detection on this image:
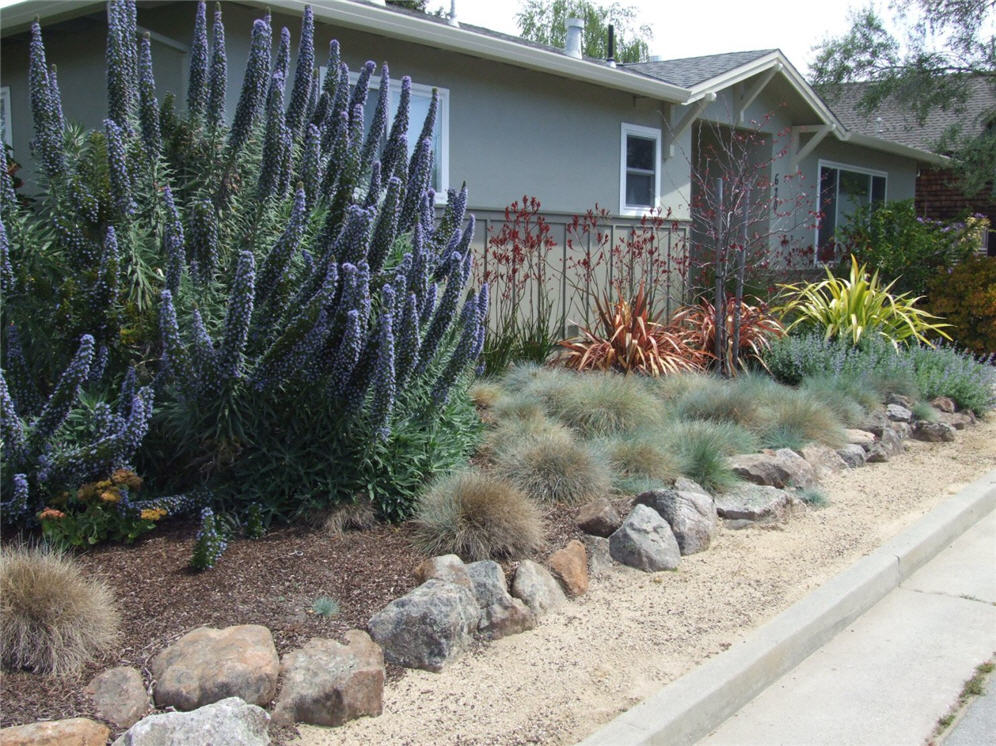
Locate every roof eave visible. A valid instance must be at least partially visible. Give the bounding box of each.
[257,0,692,102]
[0,0,105,36]
[842,131,949,166]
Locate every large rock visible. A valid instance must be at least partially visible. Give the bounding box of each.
[271,631,384,727]
[886,403,913,422]
[414,554,472,590]
[727,449,817,489]
[112,697,269,746]
[0,719,109,746]
[930,396,956,413]
[548,540,589,596]
[859,411,891,438]
[608,504,681,572]
[913,421,956,442]
[886,393,915,410]
[714,484,792,522]
[511,560,568,616]
[844,429,876,449]
[867,428,904,463]
[576,497,623,537]
[465,560,535,639]
[891,421,912,440]
[634,479,716,555]
[151,625,279,711]
[366,579,480,672]
[799,444,848,479]
[86,666,149,729]
[836,444,868,468]
[581,535,614,577]
[938,411,974,430]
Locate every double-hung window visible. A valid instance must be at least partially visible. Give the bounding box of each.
[620,123,661,215]
[816,160,887,262]
[320,68,449,196]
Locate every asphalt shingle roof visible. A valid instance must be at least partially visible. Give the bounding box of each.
[822,78,995,153]
[622,50,776,88]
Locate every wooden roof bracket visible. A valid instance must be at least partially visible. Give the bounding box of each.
[666,92,716,157]
[737,63,782,122]
[790,124,834,169]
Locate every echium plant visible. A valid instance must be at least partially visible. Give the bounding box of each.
[3,0,486,537]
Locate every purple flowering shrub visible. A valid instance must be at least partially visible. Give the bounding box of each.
[2,1,485,536]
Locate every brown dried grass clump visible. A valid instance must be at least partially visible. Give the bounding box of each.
[411,469,544,561]
[324,498,379,537]
[1,544,120,677]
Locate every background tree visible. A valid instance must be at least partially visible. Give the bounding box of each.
[516,0,652,63]
[810,0,995,195]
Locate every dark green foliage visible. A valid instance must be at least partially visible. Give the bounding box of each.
[2,2,486,540]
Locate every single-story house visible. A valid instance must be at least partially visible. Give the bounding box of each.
[0,0,951,318]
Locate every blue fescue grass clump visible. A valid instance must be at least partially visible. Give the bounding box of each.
[2,0,487,542]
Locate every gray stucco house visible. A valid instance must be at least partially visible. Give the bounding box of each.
[0,0,948,315]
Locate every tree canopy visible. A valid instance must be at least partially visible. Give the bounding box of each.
[810,0,995,195]
[516,0,653,64]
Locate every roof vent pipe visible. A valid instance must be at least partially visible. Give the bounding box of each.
[607,24,615,67]
[448,0,459,27]
[565,17,583,59]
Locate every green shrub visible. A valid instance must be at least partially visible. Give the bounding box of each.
[599,431,682,494]
[494,431,611,504]
[411,469,544,560]
[838,200,977,297]
[926,256,996,356]
[903,344,995,415]
[1,544,120,676]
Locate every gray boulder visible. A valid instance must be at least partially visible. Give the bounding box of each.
[913,421,956,442]
[465,560,535,639]
[86,666,149,729]
[414,554,473,590]
[608,504,681,572]
[938,411,973,430]
[576,497,623,537]
[886,403,913,422]
[635,479,716,555]
[859,411,891,437]
[272,631,384,727]
[799,444,848,479]
[930,396,956,413]
[151,625,279,711]
[836,444,868,468]
[581,535,614,577]
[510,560,567,617]
[891,421,912,439]
[727,449,817,489]
[367,579,480,672]
[112,697,270,746]
[844,429,876,449]
[867,428,904,463]
[714,484,792,522]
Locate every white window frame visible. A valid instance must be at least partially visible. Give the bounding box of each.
[0,87,11,147]
[319,67,450,201]
[814,159,888,264]
[619,122,662,216]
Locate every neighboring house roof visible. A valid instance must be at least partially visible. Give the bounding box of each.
[624,50,776,88]
[822,78,996,154]
[0,0,949,165]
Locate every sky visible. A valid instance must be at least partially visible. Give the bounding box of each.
[445,0,884,78]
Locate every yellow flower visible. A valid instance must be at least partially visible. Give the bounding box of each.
[111,468,143,490]
[139,508,167,521]
[99,489,122,504]
[77,482,99,502]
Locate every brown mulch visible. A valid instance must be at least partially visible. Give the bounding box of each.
[0,502,586,737]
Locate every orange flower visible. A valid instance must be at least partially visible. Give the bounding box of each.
[99,489,122,504]
[111,469,142,490]
[38,507,66,520]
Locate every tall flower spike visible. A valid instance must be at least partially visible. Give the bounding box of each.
[431,289,479,407]
[381,76,410,180]
[28,22,65,179]
[335,205,375,266]
[364,161,381,208]
[0,373,26,464]
[0,146,17,212]
[305,65,320,123]
[118,367,137,418]
[162,186,185,295]
[106,0,136,130]
[159,290,194,388]
[220,250,255,380]
[105,119,134,218]
[3,473,31,522]
[348,61,376,128]
[360,64,389,171]
[327,309,362,397]
[206,3,228,132]
[310,90,329,130]
[285,5,314,136]
[187,198,219,284]
[27,334,95,452]
[398,137,432,233]
[322,62,349,152]
[368,175,401,273]
[321,40,341,99]
[415,254,462,376]
[394,290,420,386]
[273,27,291,82]
[257,70,286,201]
[138,34,162,160]
[227,18,271,156]
[91,226,121,338]
[255,186,307,312]
[0,218,13,298]
[301,125,321,208]
[48,66,65,133]
[320,108,348,198]
[187,0,209,121]
[3,323,42,417]
[190,308,219,392]
[369,285,396,439]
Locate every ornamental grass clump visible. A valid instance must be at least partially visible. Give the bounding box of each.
[661,419,757,492]
[494,430,611,505]
[411,469,544,561]
[598,431,682,494]
[1,544,120,677]
[2,1,488,541]
[539,372,662,437]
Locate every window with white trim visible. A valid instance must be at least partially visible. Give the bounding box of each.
[816,160,887,262]
[320,68,449,196]
[620,123,661,215]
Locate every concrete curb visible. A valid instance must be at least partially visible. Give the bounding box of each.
[578,468,996,746]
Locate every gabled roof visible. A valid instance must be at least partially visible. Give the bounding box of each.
[822,78,996,154]
[624,50,776,88]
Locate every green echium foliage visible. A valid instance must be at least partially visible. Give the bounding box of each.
[1,0,486,534]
